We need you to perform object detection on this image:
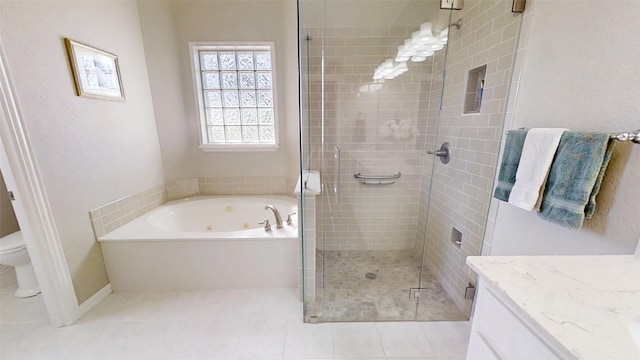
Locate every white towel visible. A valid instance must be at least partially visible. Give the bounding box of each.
[508,128,568,211]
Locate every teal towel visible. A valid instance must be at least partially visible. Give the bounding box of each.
[538,132,615,229]
[493,129,528,201]
[585,137,615,219]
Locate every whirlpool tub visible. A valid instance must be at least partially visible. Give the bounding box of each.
[98,196,299,291]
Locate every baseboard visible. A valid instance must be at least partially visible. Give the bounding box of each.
[79,283,112,317]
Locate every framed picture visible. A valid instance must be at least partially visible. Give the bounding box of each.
[64,38,125,101]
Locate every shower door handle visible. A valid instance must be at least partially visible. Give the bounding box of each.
[427,142,452,164]
[334,147,340,204]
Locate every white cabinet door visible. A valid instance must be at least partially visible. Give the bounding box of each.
[467,331,501,360]
[467,280,561,360]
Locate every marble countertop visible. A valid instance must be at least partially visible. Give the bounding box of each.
[466,255,640,360]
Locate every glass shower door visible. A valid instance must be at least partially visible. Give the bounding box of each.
[299,0,455,322]
[414,0,524,320]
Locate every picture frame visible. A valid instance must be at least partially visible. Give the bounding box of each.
[64,38,125,101]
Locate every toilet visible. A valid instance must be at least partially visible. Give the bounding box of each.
[0,231,40,297]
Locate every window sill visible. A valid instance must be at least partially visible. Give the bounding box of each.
[199,143,279,152]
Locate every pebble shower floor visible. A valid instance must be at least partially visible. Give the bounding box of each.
[310,250,467,322]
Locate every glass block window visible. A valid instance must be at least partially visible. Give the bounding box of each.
[190,42,278,151]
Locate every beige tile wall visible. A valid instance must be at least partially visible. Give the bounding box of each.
[89,184,167,238]
[304,25,438,251]
[91,177,298,239]
[414,50,447,255]
[198,176,298,198]
[420,0,523,314]
[166,178,199,200]
[298,194,318,304]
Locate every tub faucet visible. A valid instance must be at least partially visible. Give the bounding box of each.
[264,205,283,229]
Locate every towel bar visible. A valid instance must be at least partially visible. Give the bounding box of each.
[506,129,640,144]
[610,130,640,144]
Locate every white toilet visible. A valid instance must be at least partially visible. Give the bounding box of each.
[0,231,40,297]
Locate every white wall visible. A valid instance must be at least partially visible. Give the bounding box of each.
[138,0,299,181]
[0,1,165,303]
[489,0,640,256]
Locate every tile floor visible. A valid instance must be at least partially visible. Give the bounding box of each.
[312,251,467,322]
[0,269,471,359]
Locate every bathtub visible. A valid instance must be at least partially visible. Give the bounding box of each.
[98,196,299,291]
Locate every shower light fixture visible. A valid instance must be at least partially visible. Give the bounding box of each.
[394,62,408,73]
[373,22,449,79]
[415,23,436,43]
[373,58,409,80]
[405,39,421,51]
[438,28,449,43]
[416,49,435,57]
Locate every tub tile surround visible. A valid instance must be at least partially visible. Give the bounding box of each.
[198,176,298,198]
[90,176,297,239]
[166,177,199,200]
[89,184,167,239]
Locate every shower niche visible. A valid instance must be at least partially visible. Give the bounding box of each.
[464,64,487,114]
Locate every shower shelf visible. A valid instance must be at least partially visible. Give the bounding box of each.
[353,171,401,185]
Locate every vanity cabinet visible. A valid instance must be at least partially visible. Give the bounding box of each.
[466,279,562,360]
[466,255,640,360]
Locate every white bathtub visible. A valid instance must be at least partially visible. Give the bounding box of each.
[98,196,299,291]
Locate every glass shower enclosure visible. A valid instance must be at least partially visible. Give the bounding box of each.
[298,0,523,322]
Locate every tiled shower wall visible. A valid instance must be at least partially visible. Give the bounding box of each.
[414,50,446,255]
[420,0,523,314]
[303,25,438,251]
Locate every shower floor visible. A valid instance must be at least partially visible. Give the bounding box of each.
[310,250,467,322]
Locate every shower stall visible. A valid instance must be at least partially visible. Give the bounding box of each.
[298,0,523,322]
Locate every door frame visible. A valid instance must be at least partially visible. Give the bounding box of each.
[0,37,79,327]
